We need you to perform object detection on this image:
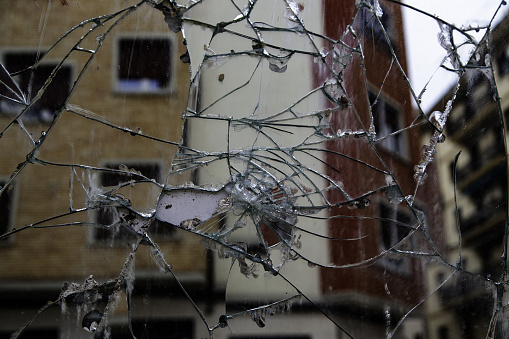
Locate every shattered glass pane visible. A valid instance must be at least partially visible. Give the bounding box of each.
[0,0,508,338]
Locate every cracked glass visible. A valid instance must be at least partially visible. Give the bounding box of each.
[0,1,508,338]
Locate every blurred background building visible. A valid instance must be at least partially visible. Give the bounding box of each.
[315,1,442,338]
[424,11,509,339]
[0,1,444,339]
[0,2,207,338]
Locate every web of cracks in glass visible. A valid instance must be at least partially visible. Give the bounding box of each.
[0,0,507,338]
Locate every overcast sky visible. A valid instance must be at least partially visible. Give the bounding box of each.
[402,0,508,111]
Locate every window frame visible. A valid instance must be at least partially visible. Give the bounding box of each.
[90,160,177,245]
[376,201,417,275]
[357,0,396,53]
[0,48,74,123]
[112,33,176,95]
[368,88,407,158]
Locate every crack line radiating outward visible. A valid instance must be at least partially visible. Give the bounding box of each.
[0,0,508,338]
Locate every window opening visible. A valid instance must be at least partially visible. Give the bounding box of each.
[0,51,71,122]
[369,90,404,155]
[0,328,58,339]
[378,202,413,274]
[0,180,15,244]
[358,0,395,52]
[438,326,449,339]
[94,163,175,243]
[497,47,509,75]
[116,36,173,94]
[109,319,194,339]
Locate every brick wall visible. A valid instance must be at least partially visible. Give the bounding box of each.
[0,0,207,281]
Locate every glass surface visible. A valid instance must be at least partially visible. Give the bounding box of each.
[0,1,508,338]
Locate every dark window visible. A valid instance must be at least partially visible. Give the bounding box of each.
[378,203,413,274]
[436,272,445,285]
[0,51,71,122]
[109,319,193,339]
[369,91,403,154]
[94,163,175,243]
[379,203,412,250]
[0,328,58,339]
[116,37,173,93]
[358,0,394,52]
[0,180,15,243]
[438,326,449,339]
[497,48,509,75]
[100,163,160,188]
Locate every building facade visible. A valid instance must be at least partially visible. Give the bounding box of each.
[0,2,209,338]
[316,1,440,337]
[425,12,509,339]
[0,1,441,338]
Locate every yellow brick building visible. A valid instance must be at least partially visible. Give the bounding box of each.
[0,2,211,338]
